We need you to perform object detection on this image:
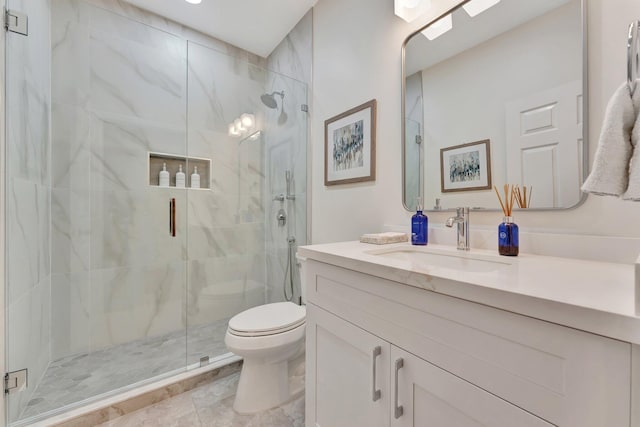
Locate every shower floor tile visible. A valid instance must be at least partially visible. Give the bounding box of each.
[18,319,232,422]
[97,372,305,427]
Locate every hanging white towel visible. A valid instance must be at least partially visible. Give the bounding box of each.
[623,83,640,200]
[582,82,636,196]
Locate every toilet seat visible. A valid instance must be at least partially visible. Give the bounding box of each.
[228,302,306,337]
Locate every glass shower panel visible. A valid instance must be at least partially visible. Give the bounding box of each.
[405,118,422,211]
[6,1,189,424]
[185,42,308,365]
[185,42,268,365]
[5,0,52,423]
[263,70,308,306]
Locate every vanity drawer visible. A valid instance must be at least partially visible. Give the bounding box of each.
[305,260,631,427]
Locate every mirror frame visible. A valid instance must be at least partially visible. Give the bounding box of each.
[401,0,589,212]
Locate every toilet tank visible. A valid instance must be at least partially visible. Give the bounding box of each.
[296,254,307,305]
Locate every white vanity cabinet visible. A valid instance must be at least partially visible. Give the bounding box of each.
[304,259,632,427]
[308,306,553,427]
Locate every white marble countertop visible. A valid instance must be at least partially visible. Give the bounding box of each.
[298,241,640,345]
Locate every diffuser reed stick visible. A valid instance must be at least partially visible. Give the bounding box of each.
[494,184,517,216]
[494,185,506,214]
[514,185,533,209]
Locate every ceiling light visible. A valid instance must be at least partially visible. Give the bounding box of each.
[421,14,452,40]
[241,113,255,129]
[462,0,500,17]
[184,0,202,4]
[394,0,431,23]
[228,123,240,137]
[234,118,246,133]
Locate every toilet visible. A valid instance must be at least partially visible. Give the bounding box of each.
[224,258,307,414]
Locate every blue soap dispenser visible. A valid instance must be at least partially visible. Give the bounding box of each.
[411,197,428,245]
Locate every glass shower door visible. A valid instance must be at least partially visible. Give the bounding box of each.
[185,42,269,366]
[185,42,309,365]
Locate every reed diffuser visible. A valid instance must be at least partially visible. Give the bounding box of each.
[494,184,519,256]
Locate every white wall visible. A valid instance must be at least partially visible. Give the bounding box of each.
[312,0,640,245]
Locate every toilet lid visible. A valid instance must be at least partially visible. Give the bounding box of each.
[228,302,306,336]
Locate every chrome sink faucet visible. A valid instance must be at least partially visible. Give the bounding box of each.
[445,207,470,251]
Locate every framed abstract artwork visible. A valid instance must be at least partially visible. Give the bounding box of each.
[324,99,377,186]
[440,139,492,192]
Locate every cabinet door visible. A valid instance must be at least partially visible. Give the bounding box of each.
[391,346,553,427]
[306,303,390,427]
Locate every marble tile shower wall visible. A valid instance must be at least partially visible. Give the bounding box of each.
[6,0,52,421]
[50,0,270,364]
[264,11,312,303]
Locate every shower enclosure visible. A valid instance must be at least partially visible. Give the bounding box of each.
[4,0,309,425]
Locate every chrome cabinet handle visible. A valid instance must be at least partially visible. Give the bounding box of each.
[372,346,381,401]
[169,198,176,237]
[394,358,404,419]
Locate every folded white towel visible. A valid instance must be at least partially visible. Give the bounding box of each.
[360,232,408,245]
[623,83,640,200]
[582,82,636,196]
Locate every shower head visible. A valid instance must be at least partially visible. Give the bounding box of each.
[260,91,284,109]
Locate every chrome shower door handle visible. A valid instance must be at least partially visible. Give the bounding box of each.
[169,198,176,237]
[394,358,404,419]
[372,346,382,402]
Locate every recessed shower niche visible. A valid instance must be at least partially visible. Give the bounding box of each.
[149,152,211,189]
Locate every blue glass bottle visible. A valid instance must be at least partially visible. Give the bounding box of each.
[411,197,428,245]
[498,216,519,256]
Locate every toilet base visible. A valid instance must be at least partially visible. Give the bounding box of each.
[233,358,292,414]
[231,343,305,414]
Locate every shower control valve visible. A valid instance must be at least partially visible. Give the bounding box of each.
[277,209,287,227]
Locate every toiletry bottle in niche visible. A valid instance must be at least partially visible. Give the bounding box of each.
[191,166,200,189]
[176,164,186,188]
[498,216,519,256]
[159,162,170,187]
[411,197,428,245]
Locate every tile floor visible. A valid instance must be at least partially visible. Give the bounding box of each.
[96,372,305,427]
[19,319,231,421]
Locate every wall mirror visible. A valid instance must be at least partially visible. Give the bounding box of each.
[403,0,587,212]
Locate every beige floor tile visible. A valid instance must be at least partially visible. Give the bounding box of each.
[98,370,305,427]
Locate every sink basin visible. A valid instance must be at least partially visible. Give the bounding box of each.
[366,246,512,273]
